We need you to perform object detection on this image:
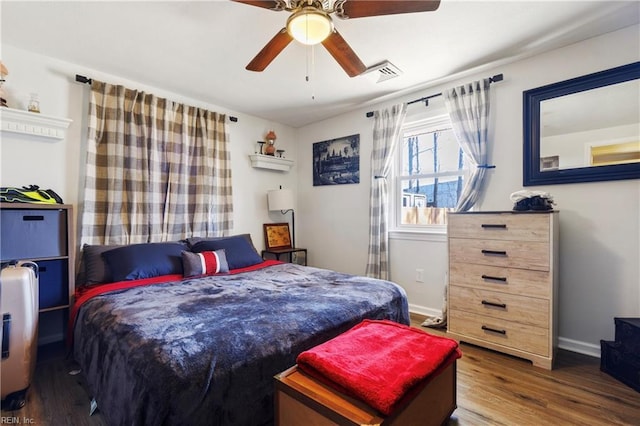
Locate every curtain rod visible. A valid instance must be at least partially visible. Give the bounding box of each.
[365,73,504,118]
[74,74,238,122]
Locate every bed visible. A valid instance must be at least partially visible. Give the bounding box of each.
[70,235,409,425]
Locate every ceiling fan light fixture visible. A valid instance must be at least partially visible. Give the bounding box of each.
[287,8,333,45]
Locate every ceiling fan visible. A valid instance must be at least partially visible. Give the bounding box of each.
[233,0,441,77]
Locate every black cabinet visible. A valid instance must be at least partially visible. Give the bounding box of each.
[1,203,75,345]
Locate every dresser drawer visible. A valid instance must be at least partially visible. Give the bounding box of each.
[449,285,549,328]
[449,262,550,298]
[1,209,68,260]
[449,309,549,356]
[448,213,550,242]
[449,238,549,271]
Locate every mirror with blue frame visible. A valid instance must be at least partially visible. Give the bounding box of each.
[523,62,640,186]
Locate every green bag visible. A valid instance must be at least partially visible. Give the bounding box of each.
[0,185,63,204]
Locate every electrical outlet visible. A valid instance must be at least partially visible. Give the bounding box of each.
[415,269,424,283]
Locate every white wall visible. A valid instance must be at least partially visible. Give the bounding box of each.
[296,25,640,356]
[0,44,299,253]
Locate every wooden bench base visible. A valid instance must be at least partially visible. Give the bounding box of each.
[275,362,457,426]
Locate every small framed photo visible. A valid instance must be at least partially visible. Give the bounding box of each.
[263,223,292,250]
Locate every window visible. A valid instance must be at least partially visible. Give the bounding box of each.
[394,115,469,230]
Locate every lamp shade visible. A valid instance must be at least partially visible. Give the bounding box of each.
[268,188,294,211]
[286,8,333,45]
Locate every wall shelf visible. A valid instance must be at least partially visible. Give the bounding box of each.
[249,154,294,172]
[0,107,73,140]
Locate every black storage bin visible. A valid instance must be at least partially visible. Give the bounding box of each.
[615,318,640,355]
[1,209,68,260]
[36,259,69,309]
[601,340,640,393]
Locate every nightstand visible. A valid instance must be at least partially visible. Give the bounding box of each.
[261,248,307,265]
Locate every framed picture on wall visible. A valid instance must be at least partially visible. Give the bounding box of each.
[312,134,360,186]
[263,223,292,250]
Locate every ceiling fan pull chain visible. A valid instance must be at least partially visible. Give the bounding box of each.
[306,44,316,100]
[305,41,310,81]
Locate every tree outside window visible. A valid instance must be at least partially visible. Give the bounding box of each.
[396,116,468,227]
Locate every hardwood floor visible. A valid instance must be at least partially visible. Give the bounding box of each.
[1,343,108,425]
[408,314,640,426]
[2,315,638,425]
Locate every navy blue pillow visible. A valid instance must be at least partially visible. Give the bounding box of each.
[185,233,255,250]
[191,235,263,270]
[102,242,187,282]
[79,243,124,286]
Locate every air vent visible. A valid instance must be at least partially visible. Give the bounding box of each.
[363,61,403,83]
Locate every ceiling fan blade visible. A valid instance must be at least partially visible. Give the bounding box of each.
[246,28,293,72]
[231,0,285,11]
[321,30,367,77]
[336,0,441,19]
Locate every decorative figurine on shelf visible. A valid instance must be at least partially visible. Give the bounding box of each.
[27,93,40,113]
[265,130,277,156]
[0,61,9,108]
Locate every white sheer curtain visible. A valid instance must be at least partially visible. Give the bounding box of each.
[443,78,493,211]
[365,103,407,280]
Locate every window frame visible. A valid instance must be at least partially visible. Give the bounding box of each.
[390,114,468,237]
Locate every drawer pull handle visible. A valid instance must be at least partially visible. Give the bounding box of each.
[481,224,507,229]
[23,215,44,221]
[481,274,507,282]
[482,300,507,309]
[481,249,507,256]
[482,325,506,335]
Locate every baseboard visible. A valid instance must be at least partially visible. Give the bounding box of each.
[409,304,442,319]
[409,307,601,359]
[558,336,601,359]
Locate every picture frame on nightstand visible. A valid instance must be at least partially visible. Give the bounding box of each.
[263,223,292,250]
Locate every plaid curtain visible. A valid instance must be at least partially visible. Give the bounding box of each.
[365,103,407,280]
[80,80,233,246]
[443,78,492,211]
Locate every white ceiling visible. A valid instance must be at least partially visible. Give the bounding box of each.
[1,1,639,128]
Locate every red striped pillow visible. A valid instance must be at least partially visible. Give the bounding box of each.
[182,250,229,277]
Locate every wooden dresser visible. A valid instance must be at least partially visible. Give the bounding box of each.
[447,211,559,369]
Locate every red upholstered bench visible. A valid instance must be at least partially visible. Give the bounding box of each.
[275,319,461,426]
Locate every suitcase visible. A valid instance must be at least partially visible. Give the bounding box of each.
[1,261,39,410]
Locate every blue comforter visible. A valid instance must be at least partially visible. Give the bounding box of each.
[73,262,409,425]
